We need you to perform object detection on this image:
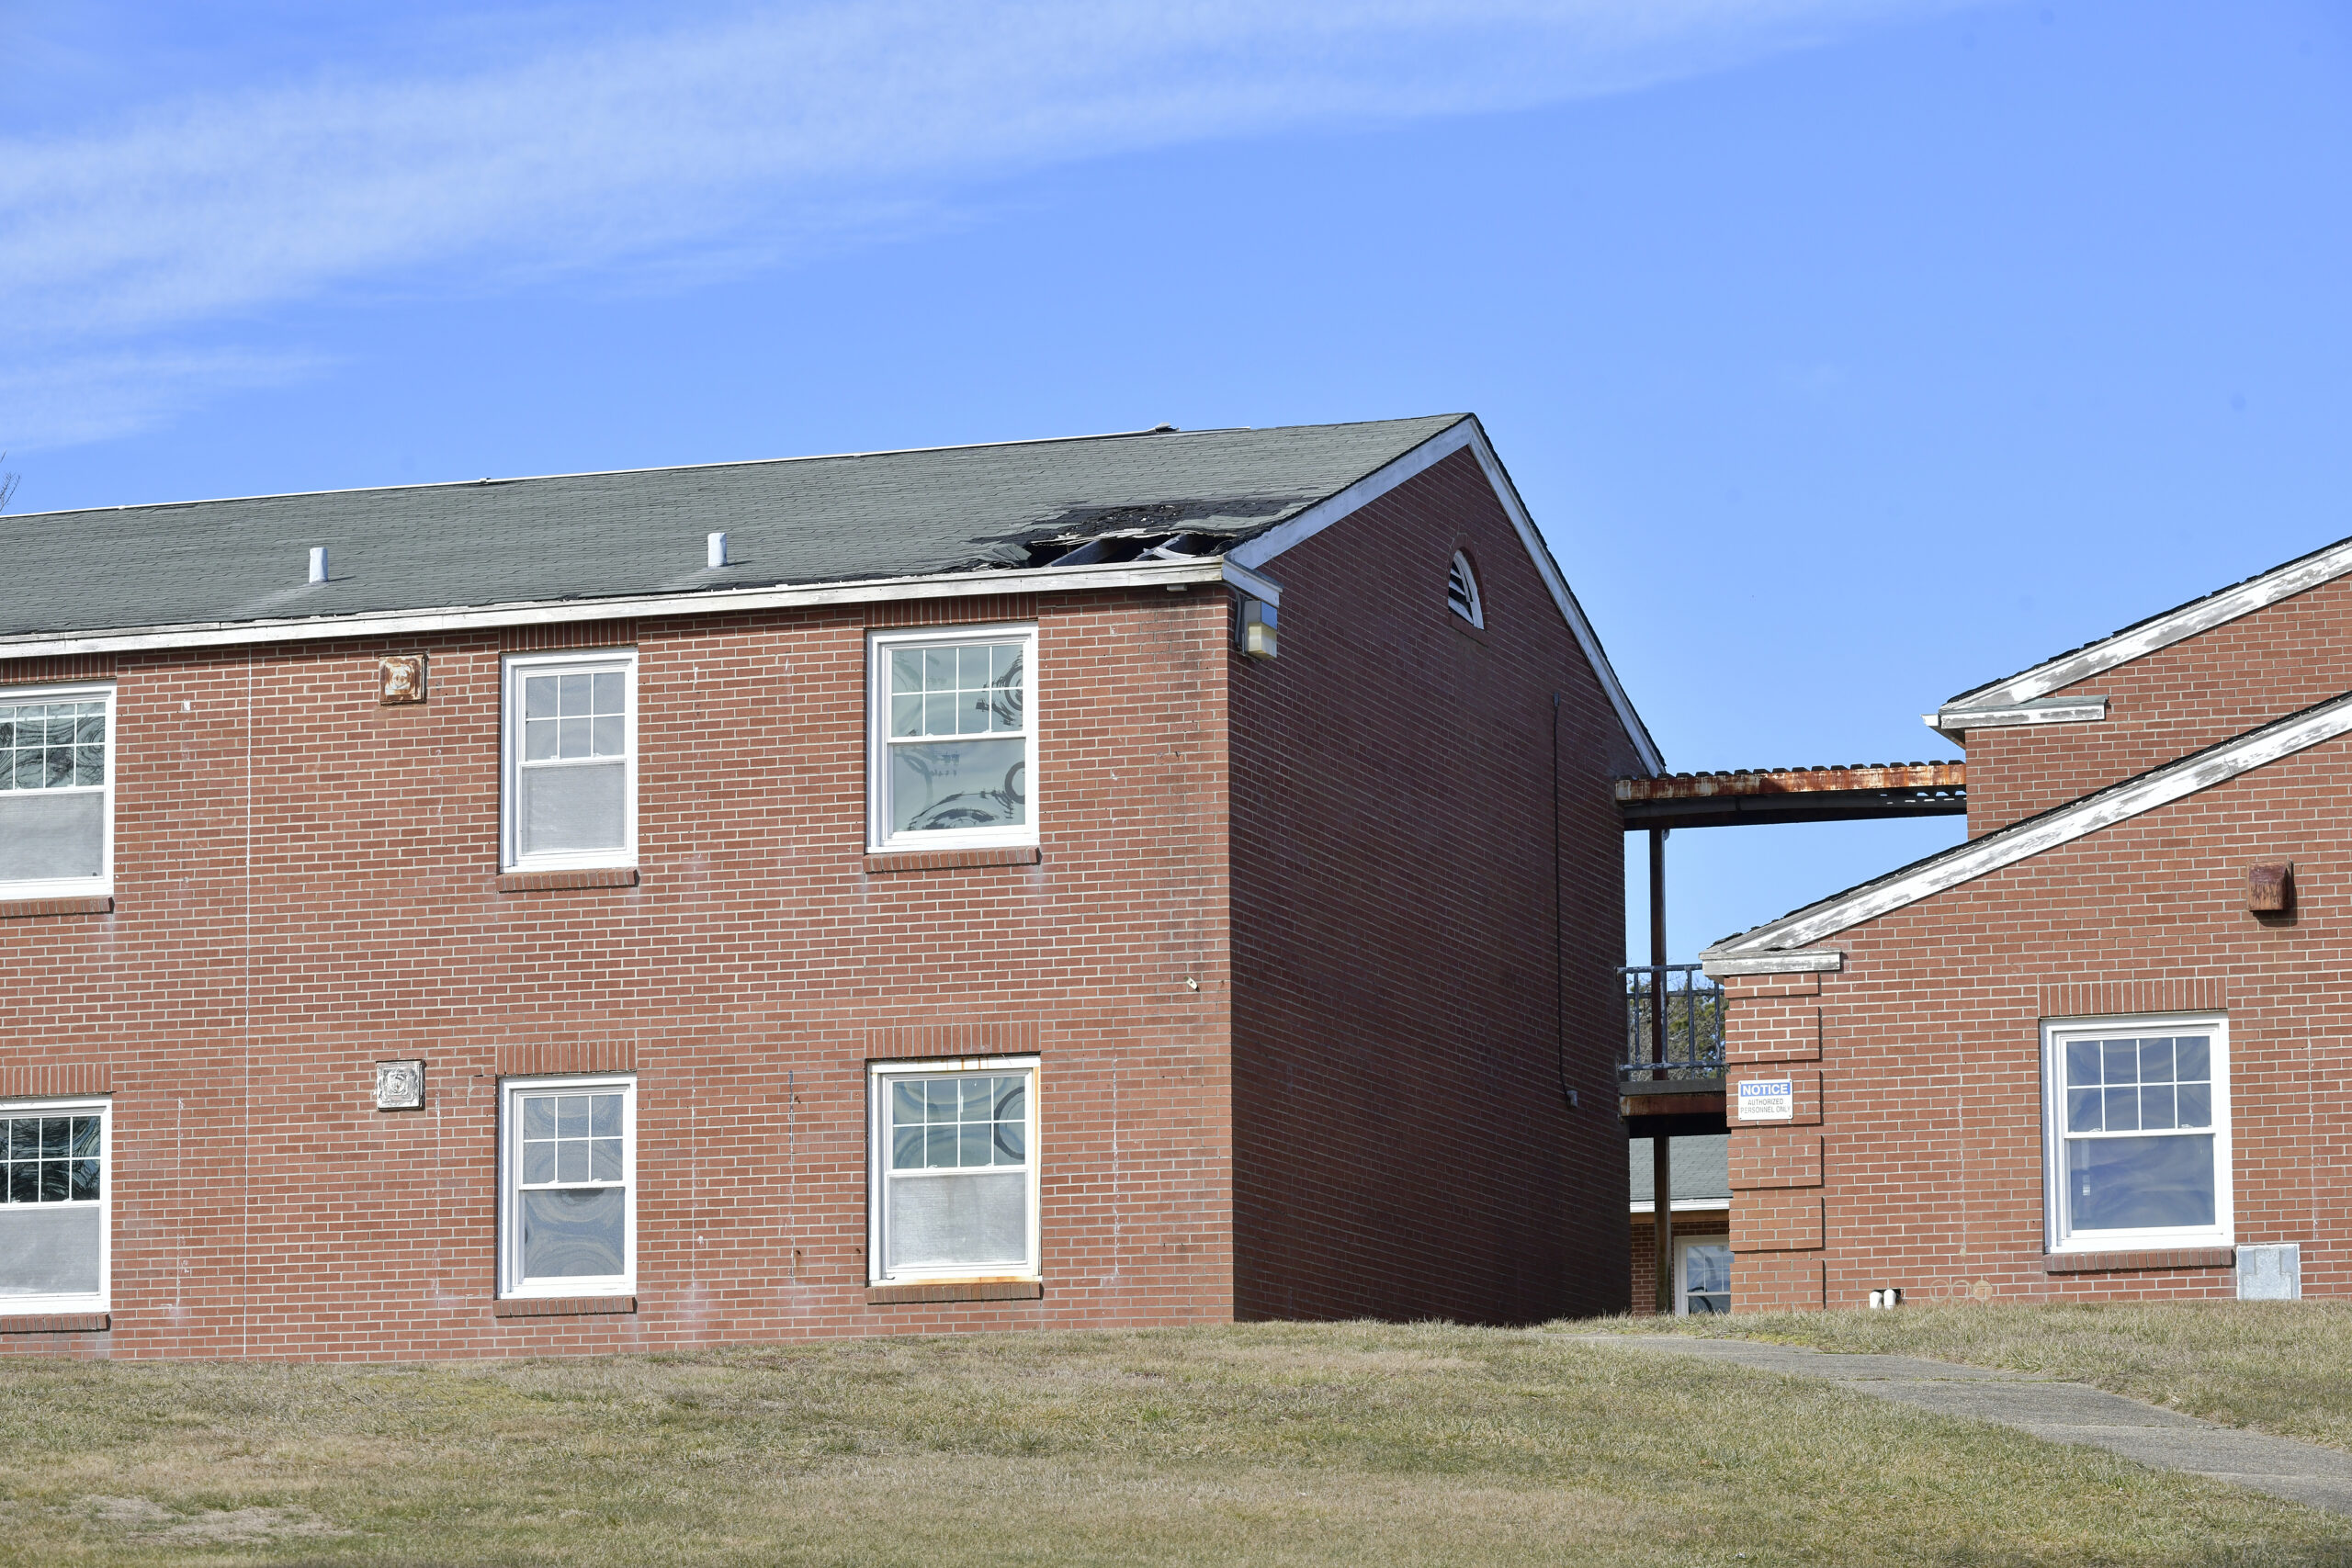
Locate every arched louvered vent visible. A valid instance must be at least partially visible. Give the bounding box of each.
[1446,551,1483,628]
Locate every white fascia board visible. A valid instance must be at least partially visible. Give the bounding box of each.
[1630,1198,1733,1214]
[1707,690,2352,960]
[1702,949,1845,978]
[0,557,1236,660]
[1926,694,2109,739]
[1228,416,1666,775]
[1219,558,1283,607]
[1947,536,2352,713]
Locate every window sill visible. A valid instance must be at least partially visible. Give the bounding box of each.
[865,847,1041,874]
[0,1312,108,1333]
[492,1295,637,1317]
[2043,1247,2235,1274]
[0,896,112,919]
[866,1279,1043,1304]
[498,868,639,893]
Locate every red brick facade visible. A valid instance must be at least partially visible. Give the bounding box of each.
[0,457,1642,1357]
[1723,570,2352,1310]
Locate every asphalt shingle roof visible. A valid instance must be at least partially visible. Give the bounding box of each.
[0,416,1467,639]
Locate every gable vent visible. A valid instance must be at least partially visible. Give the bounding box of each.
[1447,551,1483,628]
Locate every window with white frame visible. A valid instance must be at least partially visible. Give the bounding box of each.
[0,1099,109,1313]
[866,626,1035,853]
[867,1058,1038,1284]
[2043,1017,2231,1252]
[1446,551,1483,628]
[500,1077,635,1298]
[1675,1239,1730,1316]
[502,651,636,872]
[0,685,113,897]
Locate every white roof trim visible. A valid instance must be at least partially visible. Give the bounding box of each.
[1703,949,1844,977]
[1927,694,2109,740]
[1228,416,1664,774]
[1707,689,2352,960]
[1630,1198,1732,1214]
[1940,536,2352,716]
[0,556,1261,660]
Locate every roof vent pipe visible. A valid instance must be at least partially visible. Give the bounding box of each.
[309,547,329,584]
[707,531,729,569]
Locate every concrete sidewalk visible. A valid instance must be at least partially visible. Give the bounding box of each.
[1563,1334,2352,1517]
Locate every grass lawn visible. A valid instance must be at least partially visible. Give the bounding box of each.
[1,1323,2347,1565]
[1616,1299,2352,1458]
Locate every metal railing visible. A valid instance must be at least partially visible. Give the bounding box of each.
[1616,964,1725,1083]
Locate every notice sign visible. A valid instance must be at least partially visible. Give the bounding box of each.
[1737,1078,1794,1122]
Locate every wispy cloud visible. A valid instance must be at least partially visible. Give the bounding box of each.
[0,0,1963,446]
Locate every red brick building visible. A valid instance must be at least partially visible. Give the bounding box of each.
[0,415,1659,1358]
[1702,536,2352,1309]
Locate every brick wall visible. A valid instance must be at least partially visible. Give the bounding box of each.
[1227,447,1643,1325]
[1966,575,2352,834]
[1723,736,2351,1310]
[0,587,1243,1358]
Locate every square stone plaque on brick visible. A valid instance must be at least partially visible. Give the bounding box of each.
[374,1060,425,1111]
[379,655,427,705]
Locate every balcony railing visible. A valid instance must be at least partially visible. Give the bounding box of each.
[1616,964,1724,1086]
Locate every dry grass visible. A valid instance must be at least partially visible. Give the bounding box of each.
[1612,1299,2352,1456]
[0,1321,2346,1565]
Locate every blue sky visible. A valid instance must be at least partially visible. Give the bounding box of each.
[4,0,2348,957]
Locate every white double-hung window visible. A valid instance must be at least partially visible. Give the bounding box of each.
[866,626,1036,853]
[0,1099,110,1314]
[867,1058,1039,1285]
[2042,1016,2232,1253]
[0,684,113,898]
[502,650,636,872]
[500,1077,635,1298]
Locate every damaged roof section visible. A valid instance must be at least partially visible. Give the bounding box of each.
[0,415,1466,641]
[1616,762,1965,829]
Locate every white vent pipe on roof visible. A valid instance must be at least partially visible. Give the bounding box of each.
[309,547,329,584]
[707,531,729,569]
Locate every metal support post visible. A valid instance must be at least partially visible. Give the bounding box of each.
[1649,827,1672,1314]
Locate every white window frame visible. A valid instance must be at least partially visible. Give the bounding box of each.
[500,649,638,874]
[0,1096,111,1315]
[1672,1236,1731,1317]
[0,682,115,900]
[1446,551,1484,628]
[498,1074,638,1300]
[865,624,1039,854]
[2041,1013,2233,1255]
[866,1055,1041,1286]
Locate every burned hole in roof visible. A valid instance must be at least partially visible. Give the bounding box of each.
[977,495,1311,569]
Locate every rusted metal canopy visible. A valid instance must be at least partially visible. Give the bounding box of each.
[1616,761,1964,829]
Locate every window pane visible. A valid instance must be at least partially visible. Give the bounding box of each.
[2101,1040,2138,1085]
[40,1161,68,1201]
[6,1164,30,1203]
[2102,1086,2140,1132]
[590,717,624,757]
[893,1124,923,1170]
[924,1125,956,1168]
[2140,1085,2177,1130]
[958,646,990,689]
[925,1081,956,1122]
[991,645,1019,684]
[923,649,955,688]
[2139,1038,2176,1085]
[522,1098,555,1139]
[2176,1036,2211,1083]
[890,695,922,738]
[993,1119,1024,1164]
[525,675,559,718]
[922,693,956,735]
[559,673,591,716]
[890,649,923,694]
[522,1140,554,1184]
[994,1078,1025,1122]
[2177,1083,2212,1128]
[74,746,104,786]
[591,671,624,715]
[889,739,1025,833]
[519,761,626,855]
[557,1097,590,1138]
[891,1082,923,1125]
[521,1188,626,1279]
[524,717,559,761]
[559,716,591,758]
[0,1206,100,1296]
[557,1141,589,1182]
[2067,1134,2215,1231]
[2066,1088,2102,1134]
[70,1159,98,1201]
[1685,1244,1732,1296]
[0,793,103,882]
[959,1079,994,1121]
[885,1169,1026,1272]
[591,1095,622,1137]
[956,691,989,736]
[6,1122,28,1160]
[69,1119,97,1157]
[591,1138,623,1181]
[40,1119,65,1158]
[958,1122,991,1167]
